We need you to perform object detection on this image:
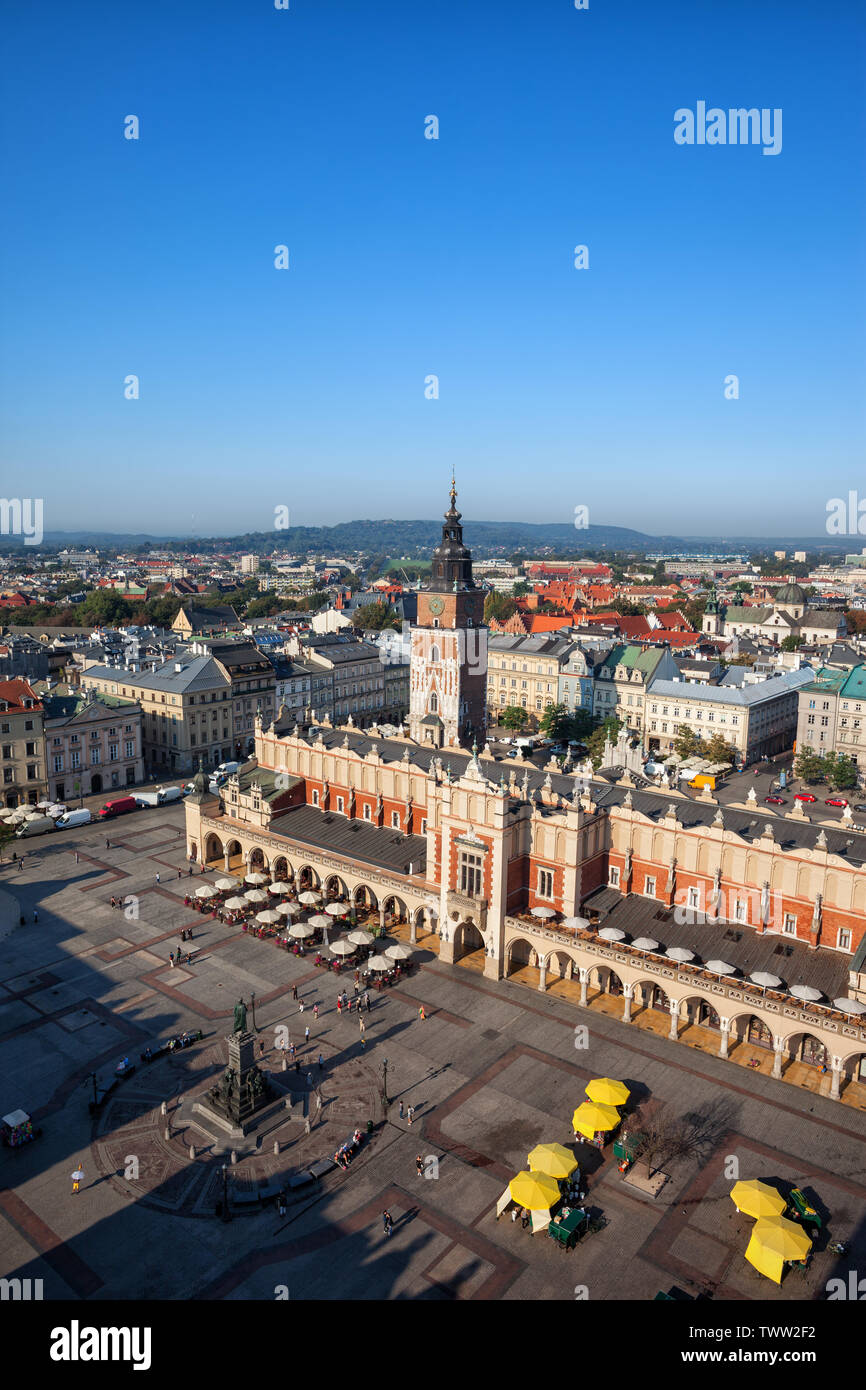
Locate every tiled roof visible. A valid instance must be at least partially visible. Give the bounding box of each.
[268,803,427,875]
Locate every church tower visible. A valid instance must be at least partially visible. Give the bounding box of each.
[409,477,488,748]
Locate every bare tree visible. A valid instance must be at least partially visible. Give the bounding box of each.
[628,1097,738,1178]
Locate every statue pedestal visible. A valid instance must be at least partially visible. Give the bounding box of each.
[194,1030,276,1136]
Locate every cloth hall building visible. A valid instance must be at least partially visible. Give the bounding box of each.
[184,487,866,1108]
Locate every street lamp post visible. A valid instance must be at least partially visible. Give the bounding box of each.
[381,1057,389,1110]
[249,991,258,1032]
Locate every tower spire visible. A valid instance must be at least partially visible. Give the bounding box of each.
[450,472,457,510]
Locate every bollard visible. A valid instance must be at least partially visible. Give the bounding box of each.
[273,1140,280,1156]
[188,1145,196,1160]
[231,1150,238,1165]
[160,1101,167,1116]
[282,1056,287,1071]
[164,1127,171,1141]
[304,1119,311,1135]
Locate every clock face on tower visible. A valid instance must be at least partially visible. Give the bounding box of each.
[428,596,445,616]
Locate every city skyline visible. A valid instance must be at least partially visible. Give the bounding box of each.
[3,0,864,538]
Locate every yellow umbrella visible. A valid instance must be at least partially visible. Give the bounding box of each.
[572,1102,621,1138]
[508,1170,562,1212]
[730,1179,786,1220]
[585,1077,630,1107]
[745,1217,811,1284]
[527,1143,578,1180]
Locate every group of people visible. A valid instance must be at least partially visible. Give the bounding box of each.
[334,1128,364,1169]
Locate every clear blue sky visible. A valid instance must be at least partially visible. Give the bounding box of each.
[2,0,864,539]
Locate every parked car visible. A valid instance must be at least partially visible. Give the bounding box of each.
[97,796,139,820]
[855,803,866,812]
[795,793,818,803]
[764,795,786,805]
[15,815,57,838]
[825,798,849,808]
[55,808,92,829]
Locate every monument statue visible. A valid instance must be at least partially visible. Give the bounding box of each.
[233,998,247,1033]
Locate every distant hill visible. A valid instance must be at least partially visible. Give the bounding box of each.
[0,522,850,556]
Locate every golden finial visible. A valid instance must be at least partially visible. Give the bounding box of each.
[450,473,457,508]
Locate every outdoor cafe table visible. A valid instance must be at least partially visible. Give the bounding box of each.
[547,1205,588,1250]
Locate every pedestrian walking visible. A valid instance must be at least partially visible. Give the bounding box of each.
[33,911,38,924]
[71,1165,84,1194]
[337,998,342,1016]
[354,980,359,995]
[259,1039,265,1057]
[292,984,298,1002]
[289,1042,296,1060]
[317,1053,324,1071]
[399,1101,404,1120]
[304,1026,310,1044]
[295,1059,300,1074]
[299,1000,305,1014]
[415,1154,423,1179]
[277,1191,287,1220]
[418,1005,426,1022]
[313,1003,319,1020]
[17,859,23,871]
[407,1105,415,1127]
[511,1206,518,1223]
[520,1207,530,1230]
[358,1018,365,1036]
[178,869,182,879]
[382,1210,393,1238]
[306,1072,312,1086]
[105,839,110,850]
[156,872,161,885]
[360,1034,366,1050]
[75,852,79,864]
[188,865,193,877]
[169,952,175,967]
[365,993,370,1013]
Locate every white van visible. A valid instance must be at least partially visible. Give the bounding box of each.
[56,808,93,829]
[215,761,240,778]
[15,815,57,838]
[157,786,183,804]
[134,791,161,808]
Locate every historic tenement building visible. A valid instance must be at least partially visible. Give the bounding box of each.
[184,491,866,1107]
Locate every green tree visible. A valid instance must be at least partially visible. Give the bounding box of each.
[350,601,400,632]
[539,703,571,741]
[822,751,859,791]
[794,748,827,784]
[483,592,517,625]
[780,635,803,652]
[703,732,737,764]
[500,704,528,733]
[512,580,530,597]
[673,724,701,759]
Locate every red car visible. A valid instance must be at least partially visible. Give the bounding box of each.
[795,793,817,803]
[764,795,785,805]
[825,798,849,808]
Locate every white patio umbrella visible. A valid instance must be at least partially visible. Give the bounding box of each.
[276,899,302,917]
[349,929,374,946]
[705,959,736,976]
[598,926,626,943]
[834,997,866,1015]
[215,877,236,891]
[269,881,293,895]
[531,906,557,919]
[289,922,315,939]
[385,942,414,961]
[195,884,217,899]
[561,916,589,930]
[750,971,782,989]
[367,955,391,972]
[666,947,695,964]
[244,888,268,903]
[256,909,281,925]
[329,939,356,957]
[789,984,822,1003]
[307,913,333,930]
[298,890,321,905]
[224,896,248,909]
[631,937,659,952]
[325,901,347,916]
[245,872,269,885]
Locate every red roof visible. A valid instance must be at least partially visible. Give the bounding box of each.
[0,677,42,711]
